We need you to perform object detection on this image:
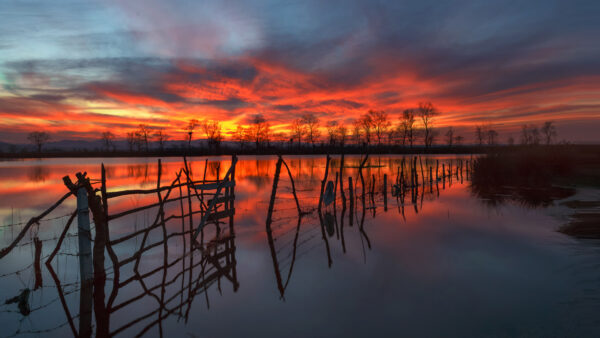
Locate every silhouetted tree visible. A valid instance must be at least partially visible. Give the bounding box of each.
[475,125,485,146]
[359,113,373,145]
[234,125,250,150]
[291,118,306,147]
[136,124,151,151]
[126,131,136,151]
[301,113,320,148]
[541,121,557,145]
[352,119,362,145]
[386,127,397,145]
[154,128,169,151]
[418,102,437,149]
[487,126,498,145]
[401,109,416,147]
[445,127,454,147]
[202,119,222,150]
[426,129,438,147]
[337,124,348,147]
[27,131,50,152]
[185,119,199,148]
[521,124,540,145]
[250,114,270,149]
[455,135,464,145]
[368,109,390,145]
[326,120,339,145]
[101,131,115,151]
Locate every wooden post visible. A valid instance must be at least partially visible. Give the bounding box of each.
[33,237,43,290]
[76,184,93,338]
[333,172,339,213]
[419,156,425,187]
[318,155,331,213]
[339,153,346,206]
[442,163,446,187]
[266,157,283,228]
[348,176,354,210]
[383,174,388,212]
[280,156,301,215]
[436,160,439,181]
[413,156,417,187]
[229,154,237,235]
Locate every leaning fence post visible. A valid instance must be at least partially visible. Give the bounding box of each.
[76,184,93,338]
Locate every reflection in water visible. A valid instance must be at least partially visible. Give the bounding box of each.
[27,165,50,182]
[263,155,471,299]
[1,155,599,337]
[1,157,239,337]
[469,154,576,208]
[126,163,151,183]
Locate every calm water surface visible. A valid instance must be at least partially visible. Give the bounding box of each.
[0,155,599,337]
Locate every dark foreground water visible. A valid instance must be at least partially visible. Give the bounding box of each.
[0,155,599,337]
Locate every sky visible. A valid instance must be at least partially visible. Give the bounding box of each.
[0,0,599,144]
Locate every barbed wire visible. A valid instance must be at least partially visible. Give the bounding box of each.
[0,211,75,229]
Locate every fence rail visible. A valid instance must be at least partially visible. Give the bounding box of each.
[0,155,238,338]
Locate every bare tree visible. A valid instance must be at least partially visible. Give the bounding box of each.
[386,127,397,145]
[358,113,373,145]
[401,109,416,147]
[418,102,437,149]
[521,124,541,145]
[352,119,362,145]
[368,109,390,145]
[531,126,541,145]
[520,125,530,145]
[487,126,498,145]
[250,114,270,149]
[301,113,320,148]
[445,127,454,147]
[27,131,50,153]
[101,131,115,151]
[541,121,557,145]
[234,126,250,150]
[326,120,339,145]
[136,124,151,151]
[185,119,199,148]
[454,135,464,146]
[154,128,169,151]
[475,125,485,146]
[202,119,223,149]
[291,118,306,147]
[337,124,348,148]
[426,129,438,147]
[126,131,136,151]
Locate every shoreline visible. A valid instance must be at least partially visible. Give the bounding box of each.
[0,144,597,160]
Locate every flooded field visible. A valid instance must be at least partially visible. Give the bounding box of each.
[1,155,599,337]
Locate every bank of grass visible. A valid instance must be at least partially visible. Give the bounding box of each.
[470,145,600,237]
[472,144,600,188]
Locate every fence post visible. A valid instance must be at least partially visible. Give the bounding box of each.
[383,174,388,212]
[77,185,93,338]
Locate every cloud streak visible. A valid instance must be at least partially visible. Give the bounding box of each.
[0,0,599,143]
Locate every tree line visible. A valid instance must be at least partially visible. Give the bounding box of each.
[22,102,560,153]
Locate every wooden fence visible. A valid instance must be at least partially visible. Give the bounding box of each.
[0,155,238,337]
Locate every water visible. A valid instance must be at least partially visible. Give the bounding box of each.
[0,155,599,337]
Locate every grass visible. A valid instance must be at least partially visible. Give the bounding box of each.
[470,145,600,237]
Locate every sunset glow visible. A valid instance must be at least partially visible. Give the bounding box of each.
[1,0,599,143]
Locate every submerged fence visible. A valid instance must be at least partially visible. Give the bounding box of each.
[0,154,473,336]
[264,154,473,299]
[0,155,238,337]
